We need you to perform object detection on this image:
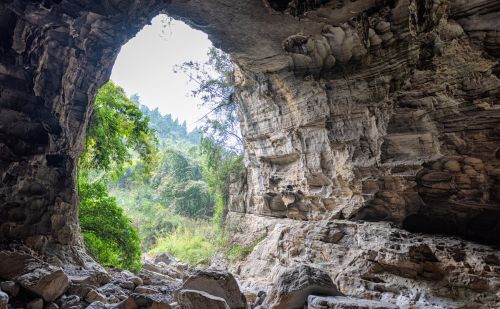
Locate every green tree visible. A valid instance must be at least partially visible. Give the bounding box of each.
[78,81,157,271]
[155,149,214,218]
[174,47,242,152]
[175,48,244,225]
[80,82,157,178]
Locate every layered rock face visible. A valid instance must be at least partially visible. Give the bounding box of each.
[0,0,499,308]
[234,0,500,245]
[227,0,500,308]
[0,0,306,258]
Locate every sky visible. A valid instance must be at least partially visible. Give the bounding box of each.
[111,15,212,131]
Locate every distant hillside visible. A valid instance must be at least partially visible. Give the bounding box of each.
[130,94,201,145]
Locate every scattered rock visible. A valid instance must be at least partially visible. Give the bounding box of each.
[0,250,69,302]
[0,281,19,297]
[177,289,230,309]
[0,290,9,309]
[120,281,136,291]
[154,254,179,266]
[122,271,143,287]
[58,295,81,308]
[27,298,44,309]
[262,265,341,309]
[122,294,172,309]
[85,301,107,309]
[86,289,107,303]
[181,269,246,309]
[307,295,399,309]
[134,286,158,294]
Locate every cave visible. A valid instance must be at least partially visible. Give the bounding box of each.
[0,0,500,308]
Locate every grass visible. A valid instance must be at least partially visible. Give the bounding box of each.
[147,216,267,266]
[148,217,222,265]
[226,234,266,263]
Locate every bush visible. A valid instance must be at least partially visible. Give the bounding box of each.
[79,180,142,272]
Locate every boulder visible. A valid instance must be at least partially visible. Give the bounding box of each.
[135,286,159,294]
[262,265,341,309]
[85,302,107,309]
[177,289,230,309]
[0,281,19,297]
[86,289,107,303]
[120,281,136,291]
[0,290,9,309]
[307,295,399,309]
[0,251,69,302]
[181,269,246,309]
[122,271,143,287]
[121,294,172,309]
[153,254,179,266]
[58,295,81,308]
[27,298,44,309]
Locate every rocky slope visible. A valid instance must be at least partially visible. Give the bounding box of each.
[0,0,499,308]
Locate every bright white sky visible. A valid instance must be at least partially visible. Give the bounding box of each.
[111,15,212,131]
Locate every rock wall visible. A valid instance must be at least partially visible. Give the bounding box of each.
[0,0,315,259]
[0,0,499,307]
[226,0,500,307]
[232,0,500,245]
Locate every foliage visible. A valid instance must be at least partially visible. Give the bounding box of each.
[155,149,214,218]
[148,216,222,265]
[79,48,250,269]
[107,101,216,246]
[226,235,266,263]
[174,47,245,227]
[80,82,157,178]
[200,138,244,226]
[78,81,158,272]
[79,179,142,272]
[174,47,242,152]
[131,94,201,144]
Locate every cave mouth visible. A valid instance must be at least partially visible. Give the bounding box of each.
[402,213,500,247]
[268,0,292,11]
[76,12,240,270]
[0,0,238,258]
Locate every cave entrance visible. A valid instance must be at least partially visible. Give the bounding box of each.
[77,13,244,270]
[1,0,271,266]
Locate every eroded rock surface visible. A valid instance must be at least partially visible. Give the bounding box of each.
[0,0,499,308]
[0,249,69,302]
[228,213,500,308]
[307,295,399,309]
[181,269,246,309]
[177,290,230,309]
[261,265,341,309]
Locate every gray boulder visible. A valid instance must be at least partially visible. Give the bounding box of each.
[177,289,230,309]
[307,295,399,309]
[262,265,341,309]
[181,269,246,309]
[0,250,69,302]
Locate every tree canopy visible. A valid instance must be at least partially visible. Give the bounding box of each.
[80,82,157,178]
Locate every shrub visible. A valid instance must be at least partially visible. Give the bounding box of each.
[79,180,142,272]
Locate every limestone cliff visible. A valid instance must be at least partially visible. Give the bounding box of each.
[226,0,500,307]
[0,0,499,308]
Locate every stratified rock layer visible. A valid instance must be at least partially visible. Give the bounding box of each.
[234,0,500,243]
[227,213,500,308]
[0,0,499,308]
